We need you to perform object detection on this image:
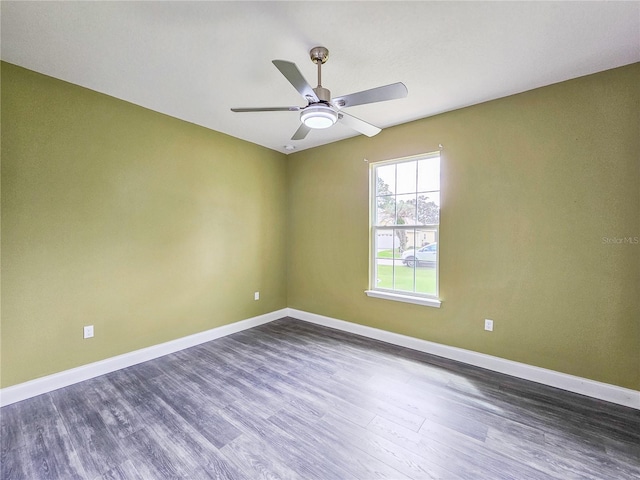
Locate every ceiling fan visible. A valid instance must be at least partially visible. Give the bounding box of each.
[231,46,408,140]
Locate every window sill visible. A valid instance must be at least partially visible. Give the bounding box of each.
[364,290,442,308]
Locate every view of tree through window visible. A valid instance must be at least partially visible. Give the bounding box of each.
[372,153,440,298]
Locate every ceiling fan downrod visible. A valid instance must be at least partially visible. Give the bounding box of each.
[309,46,331,103]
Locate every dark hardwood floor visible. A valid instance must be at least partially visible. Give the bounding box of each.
[2,317,639,479]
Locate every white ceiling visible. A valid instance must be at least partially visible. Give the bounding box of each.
[2,1,639,154]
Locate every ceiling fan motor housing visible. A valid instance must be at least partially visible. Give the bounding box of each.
[313,86,331,103]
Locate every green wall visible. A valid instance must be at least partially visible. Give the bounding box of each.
[287,63,640,390]
[1,63,287,387]
[2,61,638,391]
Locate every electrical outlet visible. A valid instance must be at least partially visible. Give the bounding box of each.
[484,319,494,332]
[83,325,94,339]
[254,291,260,301]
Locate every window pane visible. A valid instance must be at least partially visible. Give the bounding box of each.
[414,265,437,296]
[416,192,440,225]
[376,195,396,226]
[376,164,396,195]
[396,160,417,194]
[414,228,438,296]
[375,258,394,290]
[392,230,403,262]
[395,193,417,225]
[374,231,391,290]
[396,229,417,292]
[414,228,437,250]
[417,157,440,193]
[394,228,408,256]
[375,230,398,258]
[394,264,416,293]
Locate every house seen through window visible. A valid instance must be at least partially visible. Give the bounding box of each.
[370,152,440,304]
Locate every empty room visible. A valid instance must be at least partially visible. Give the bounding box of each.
[1,2,639,479]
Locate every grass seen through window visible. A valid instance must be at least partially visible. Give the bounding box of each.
[375,264,437,293]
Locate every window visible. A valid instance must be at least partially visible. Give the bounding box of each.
[366,152,441,307]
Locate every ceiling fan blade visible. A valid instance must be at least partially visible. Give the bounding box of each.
[291,123,311,140]
[338,112,382,137]
[272,60,319,103]
[332,82,408,109]
[231,106,301,112]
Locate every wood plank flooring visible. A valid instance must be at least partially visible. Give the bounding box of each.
[2,317,639,479]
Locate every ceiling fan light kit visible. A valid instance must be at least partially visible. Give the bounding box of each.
[301,104,337,129]
[231,46,408,141]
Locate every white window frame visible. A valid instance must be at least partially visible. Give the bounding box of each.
[365,152,442,308]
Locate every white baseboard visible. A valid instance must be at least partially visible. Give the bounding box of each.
[0,309,288,407]
[287,308,640,410]
[3,307,638,410]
